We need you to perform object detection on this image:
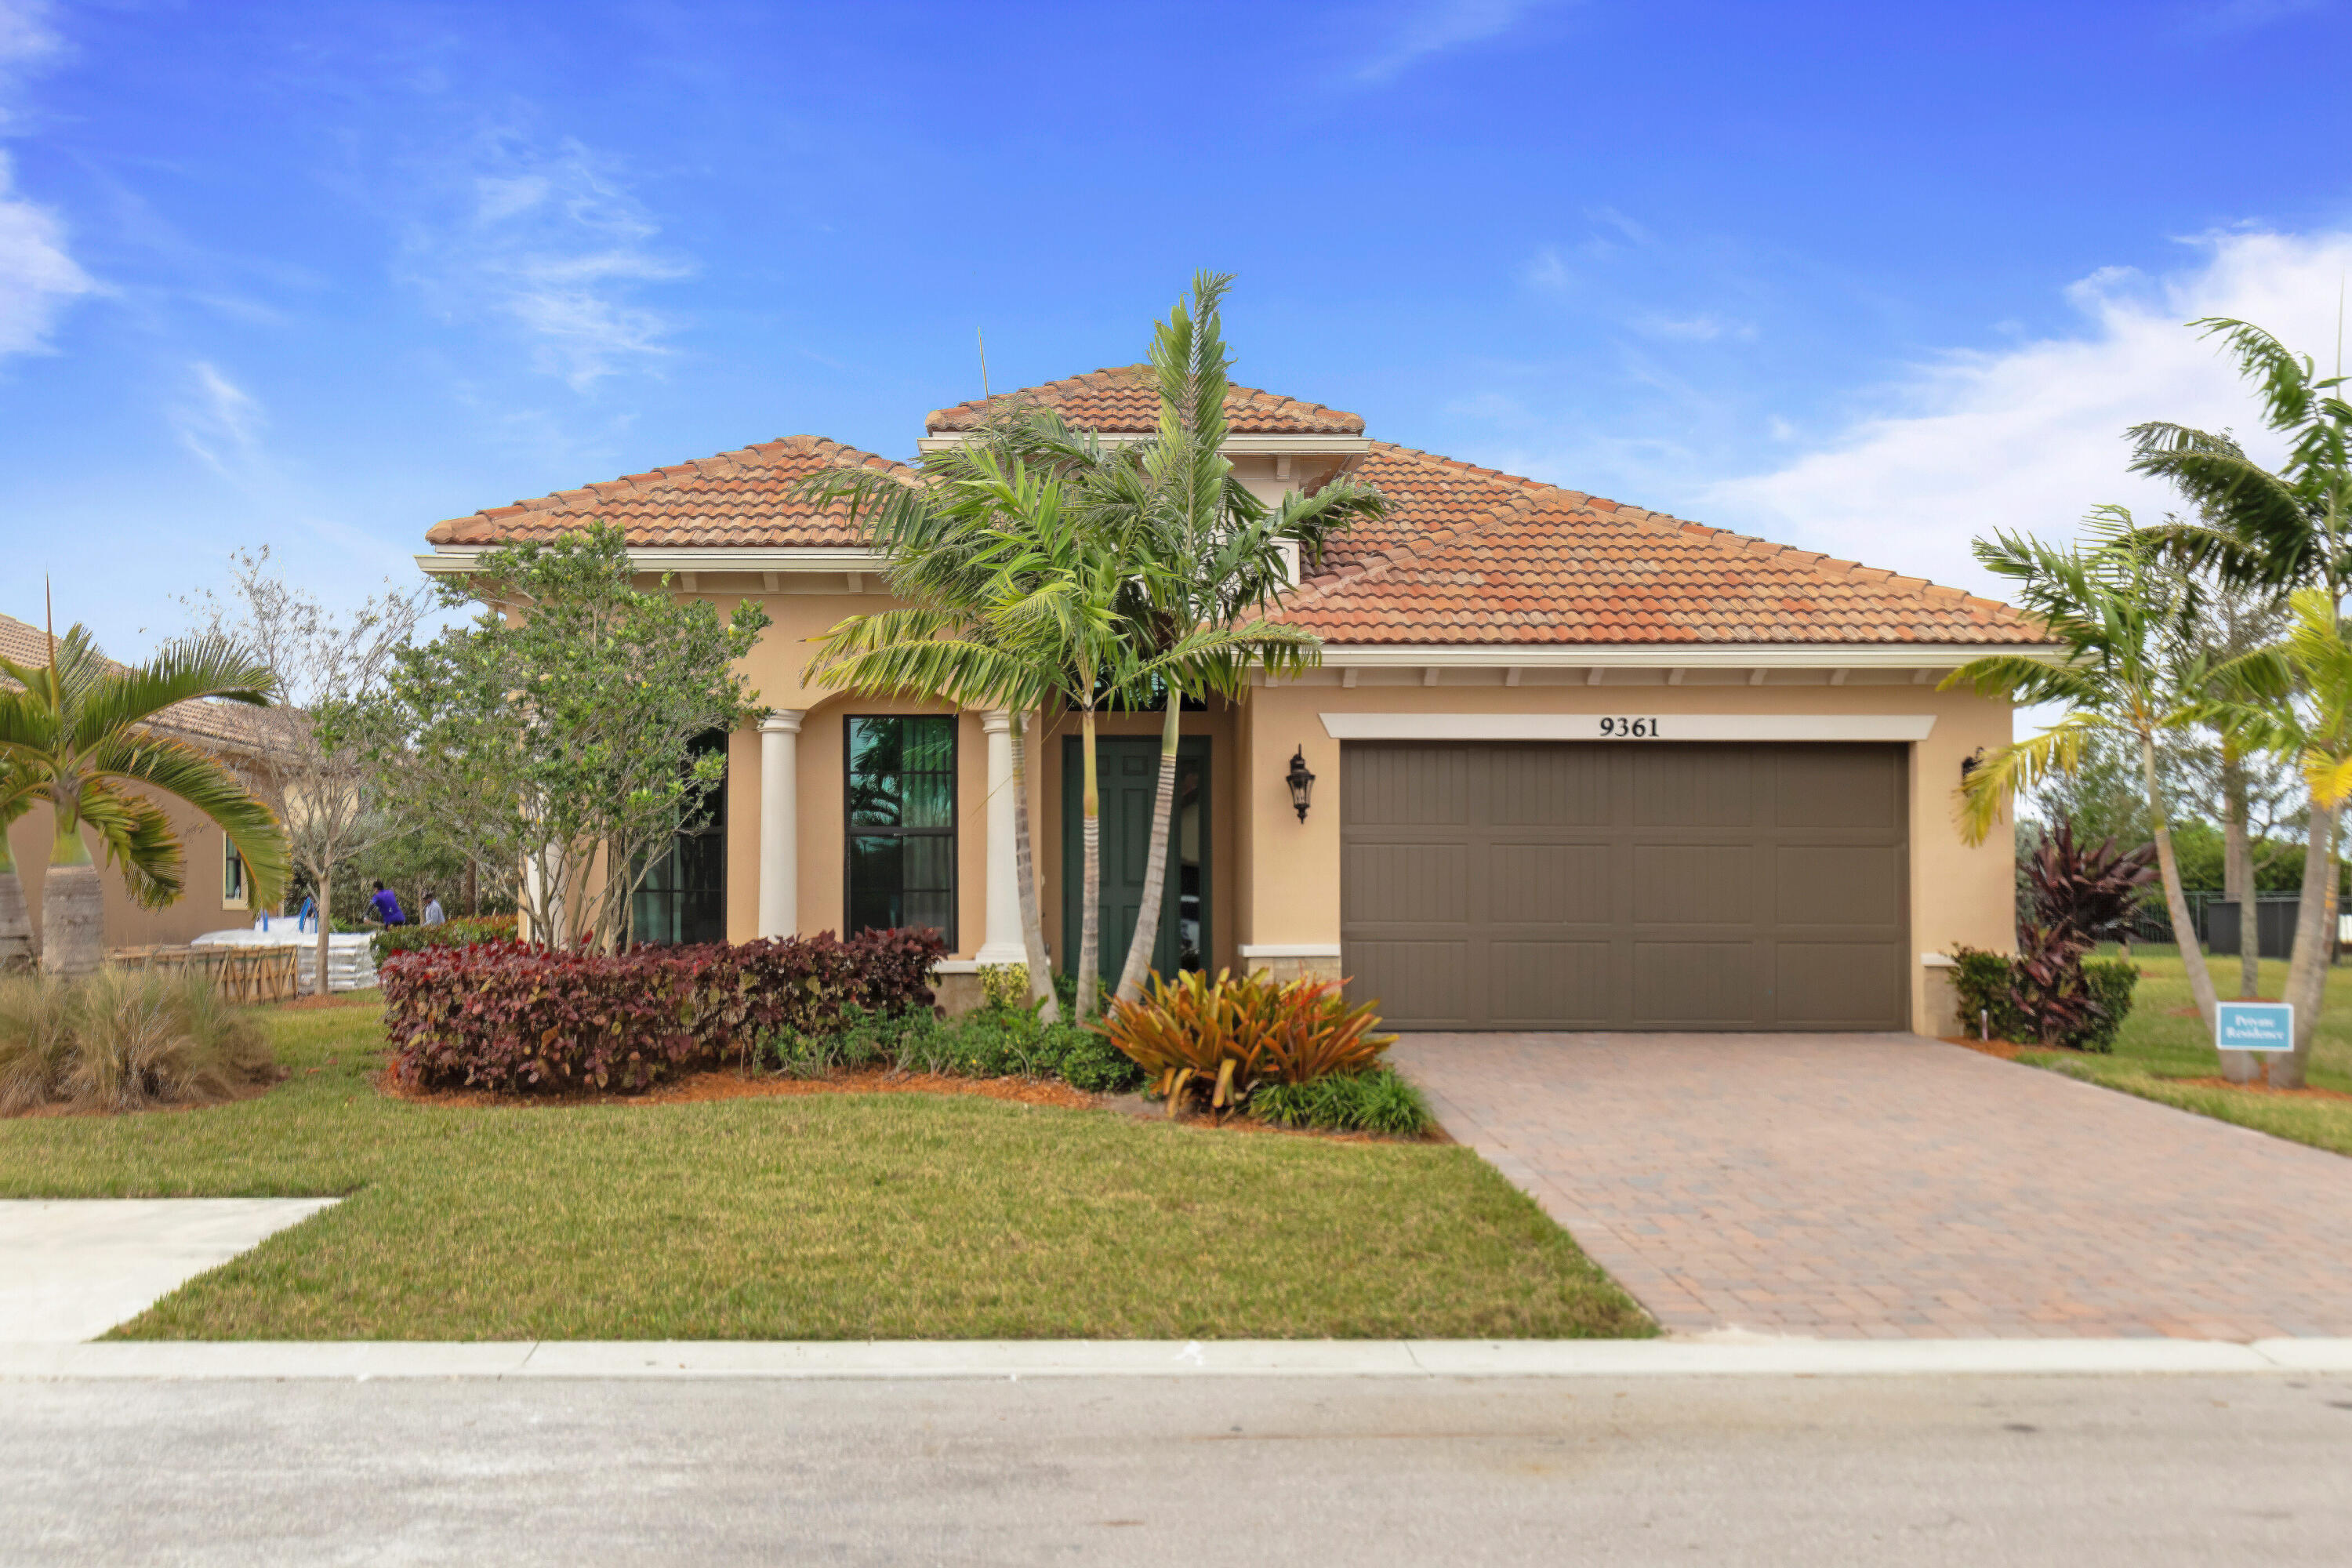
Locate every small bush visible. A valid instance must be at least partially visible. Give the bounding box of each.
[1947,946,2026,1040]
[380,928,947,1094]
[976,963,1029,1011]
[372,915,519,965]
[1098,968,1396,1112]
[1252,1067,1433,1137]
[2073,957,2140,1054]
[0,968,274,1115]
[1946,944,2140,1051]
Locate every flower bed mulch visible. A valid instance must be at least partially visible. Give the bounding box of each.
[376,1064,1102,1112]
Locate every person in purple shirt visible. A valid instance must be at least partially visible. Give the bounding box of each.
[368,881,406,927]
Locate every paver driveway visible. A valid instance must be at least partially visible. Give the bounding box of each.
[1391,1033,2352,1340]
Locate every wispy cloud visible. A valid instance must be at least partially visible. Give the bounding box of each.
[0,4,89,358]
[0,0,60,128]
[401,132,693,390]
[171,361,267,481]
[1353,0,1568,84]
[1704,229,2352,603]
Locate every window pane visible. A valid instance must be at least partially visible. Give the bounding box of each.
[848,718,904,775]
[901,771,953,829]
[848,836,906,933]
[844,716,956,945]
[903,717,954,772]
[848,772,901,827]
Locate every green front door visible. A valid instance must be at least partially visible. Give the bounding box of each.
[1062,735,1210,986]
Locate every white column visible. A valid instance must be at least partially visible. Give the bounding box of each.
[757,711,804,938]
[975,709,1027,964]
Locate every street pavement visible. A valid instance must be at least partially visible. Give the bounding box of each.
[8,1371,2352,1566]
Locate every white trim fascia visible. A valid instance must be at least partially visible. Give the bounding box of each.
[1236,943,1344,959]
[1318,713,1937,742]
[1308,644,2053,671]
[916,433,1370,457]
[417,546,890,578]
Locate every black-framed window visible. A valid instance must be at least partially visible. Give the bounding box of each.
[845,715,956,946]
[632,731,728,947]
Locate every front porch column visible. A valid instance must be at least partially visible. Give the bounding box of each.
[757,710,805,938]
[975,709,1028,965]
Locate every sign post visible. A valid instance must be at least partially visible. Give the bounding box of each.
[2215,1001,2293,1086]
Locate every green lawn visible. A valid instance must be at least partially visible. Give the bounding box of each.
[0,996,1650,1341]
[2016,949,2352,1157]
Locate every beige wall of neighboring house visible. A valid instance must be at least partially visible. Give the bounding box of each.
[7,796,254,957]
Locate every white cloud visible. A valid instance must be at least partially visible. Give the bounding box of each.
[1354,0,1567,84]
[1704,229,2352,603]
[403,132,692,390]
[0,151,89,356]
[172,361,267,480]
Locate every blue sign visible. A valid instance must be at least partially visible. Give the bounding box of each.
[2216,1001,2294,1054]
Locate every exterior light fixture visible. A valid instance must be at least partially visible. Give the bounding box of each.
[1960,746,1986,785]
[1285,746,1316,822]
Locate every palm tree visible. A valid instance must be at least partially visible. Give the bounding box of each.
[2131,317,2352,1077]
[0,622,290,976]
[2191,588,2352,1087]
[0,761,32,969]
[1096,273,1388,1004]
[1947,510,2224,1036]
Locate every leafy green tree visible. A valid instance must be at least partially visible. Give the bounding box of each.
[1948,509,2224,1036]
[0,622,289,976]
[387,524,768,955]
[2133,318,2352,1060]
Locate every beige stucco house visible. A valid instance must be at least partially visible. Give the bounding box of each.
[1,612,269,955]
[419,367,2049,1035]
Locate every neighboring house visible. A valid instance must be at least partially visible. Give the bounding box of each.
[1,612,271,954]
[418,366,2051,1035]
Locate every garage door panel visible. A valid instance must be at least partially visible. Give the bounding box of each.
[1341,742,1907,1032]
[1490,942,1613,1026]
[1347,940,1470,1028]
[1342,841,1468,924]
[1490,746,1609,826]
[1633,942,1756,1023]
[1775,747,1904,830]
[1775,942,1906,1025]
[1775,844,1904,927]
[1490,842,1613,924]
[1632,844,1750,926]
[1632,746,1755,828]
[1342,744,1468,826]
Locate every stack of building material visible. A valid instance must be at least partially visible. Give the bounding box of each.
[191,926,380,993]
[107,943,303,1003]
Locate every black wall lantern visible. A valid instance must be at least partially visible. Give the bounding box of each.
[1285,746,1317,822]
[1960,746,1986,785]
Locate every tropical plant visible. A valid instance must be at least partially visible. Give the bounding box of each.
[2132,318,2352,1080]
[1092,274,1388,1004]
[0,619,290,976]
[2188,588,2352,1085]
[386,524,768,956]
[1097,967,1396,1116]
[2023,821,2158,947]
[1947,508,2224,1033]
[0,759,32,970]
[1251,1066,1432,1137]
[0,967,274,1115]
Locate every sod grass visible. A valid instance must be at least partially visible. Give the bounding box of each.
[0,994,1651,1341]
[2014,949,2352,1158]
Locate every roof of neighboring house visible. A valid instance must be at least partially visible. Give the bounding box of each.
[1269,443,2046,646]
[424,434,916,549]
[924,365,1367,437]
[0,612,274,755]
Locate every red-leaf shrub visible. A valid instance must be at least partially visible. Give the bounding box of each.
[380,928,947,1093]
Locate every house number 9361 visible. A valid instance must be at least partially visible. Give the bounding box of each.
[1597,717,1661,738]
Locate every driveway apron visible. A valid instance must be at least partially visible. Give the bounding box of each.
[1392,1033,2352,1340]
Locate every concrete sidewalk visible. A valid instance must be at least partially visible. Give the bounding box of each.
[0,1199,339,1342]
[7,1335,2352,1380]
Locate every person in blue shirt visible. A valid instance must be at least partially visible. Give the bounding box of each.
[368,881,406,927]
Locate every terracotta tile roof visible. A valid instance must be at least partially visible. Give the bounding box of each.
[1276,443,2051,646]
[0,612,271,755]
[924,365,1366,437]
[423,434,916,548]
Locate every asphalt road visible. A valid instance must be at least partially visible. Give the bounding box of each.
[9,1373,2352,1566]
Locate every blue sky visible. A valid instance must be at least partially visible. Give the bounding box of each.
[6,0,2352,658]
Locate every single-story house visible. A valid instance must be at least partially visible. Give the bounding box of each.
[418,367,2049,1035]
[1,611,270,955]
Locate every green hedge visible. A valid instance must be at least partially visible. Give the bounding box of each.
[1946,946,2139,1052]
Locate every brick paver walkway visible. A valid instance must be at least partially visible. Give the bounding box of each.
[1392,1033,2352,1340]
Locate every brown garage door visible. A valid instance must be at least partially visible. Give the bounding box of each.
[1341,742,1908,1031]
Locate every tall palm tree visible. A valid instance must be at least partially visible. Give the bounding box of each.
[0,623,290,976]
[2131,317,2352,1076]
[1947,510,2224,1036]
[2192,588,2352,1087]
[1096,273,1388,1004]
[0,761,32,969]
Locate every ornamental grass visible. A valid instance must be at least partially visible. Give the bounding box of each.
[0,967,274,1116]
